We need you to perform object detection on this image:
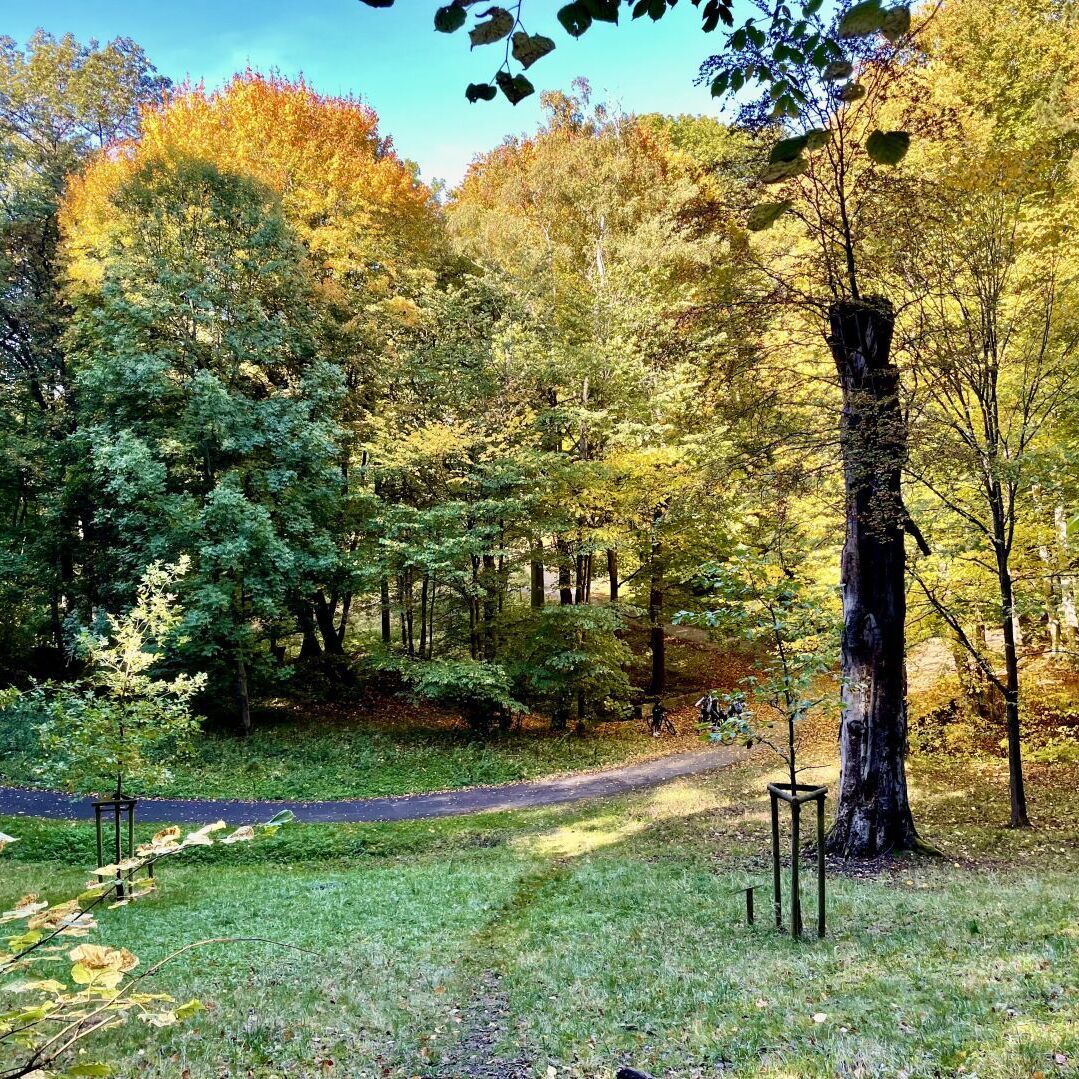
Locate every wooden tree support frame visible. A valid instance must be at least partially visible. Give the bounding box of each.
[767,783,827,940]
[91,793,149,900]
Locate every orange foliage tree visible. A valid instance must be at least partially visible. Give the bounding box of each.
[63,73,449,665]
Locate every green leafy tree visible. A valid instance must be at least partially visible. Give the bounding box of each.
[66,155,344,731]
[0,32,167,668]
[357,0,928,857]
[682,546,840,791]
[20,559,204,797]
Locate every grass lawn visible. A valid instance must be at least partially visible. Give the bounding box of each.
[3,723,1077,1078]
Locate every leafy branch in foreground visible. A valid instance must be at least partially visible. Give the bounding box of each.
[0,812,293,1079]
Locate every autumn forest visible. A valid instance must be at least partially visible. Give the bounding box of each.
[1,1,1078,1075]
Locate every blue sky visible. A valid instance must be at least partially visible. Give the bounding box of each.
[2,0,739,185]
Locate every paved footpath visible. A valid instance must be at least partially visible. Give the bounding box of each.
[0,745,742,825]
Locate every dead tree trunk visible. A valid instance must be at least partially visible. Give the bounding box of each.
[827,298,919,858]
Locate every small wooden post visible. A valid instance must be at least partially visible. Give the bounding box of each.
[745,886,755,926]
[790,799,802,939]
[816,794,826,939]
[769,788,782,929]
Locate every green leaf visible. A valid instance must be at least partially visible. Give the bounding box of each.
[469,7,514,47]
[823,60,853,81]
[582,0,620,22]
[358,0,394,6]
[865,129,910,164]
[495,70,535,105]
[465,82,498,103]
[511,31,556,69]
[558,2,593,36]
[769,135,808,163]
[760,156,808,183]
[837,0,884,38]
[434,4,467,32]
[747,200,793,231]
[880,4,911,41]
[175,998,205,1019]
[838,81,866,101]
[804,127,830,150]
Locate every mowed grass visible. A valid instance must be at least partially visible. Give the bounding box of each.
[0,696,708,801]
[3,732,1078,1078]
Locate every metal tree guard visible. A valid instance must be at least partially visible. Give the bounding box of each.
[92,790,148,900]
[767,782,828,940]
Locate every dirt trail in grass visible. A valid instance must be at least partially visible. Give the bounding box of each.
[0,744,743,824]
[425,862,571,1078]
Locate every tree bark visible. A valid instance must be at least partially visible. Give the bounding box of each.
[379,578,391,645]
[648,519,665,695]
[827,298,919,857]
[530,538,546,609]
[313,592,344,656]
[236,655,252,736]
[607,548,619,603]
[556,536,574,605]
[996,549,1030,827]
[419,573,429,660]
[297,604,322,660]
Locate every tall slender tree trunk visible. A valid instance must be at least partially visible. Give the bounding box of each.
[236,655,252,736]
[427,576,437,658]
[530,538,546,609]
[827,298,919,857]
[1055,505,1078,645]
[419,574,429,660]
[336,593,351,648]
[556,536,574,605]
[482,553,497,660]
[379,578,391,644]
[648,514,665,695]
[995,541,1030,827]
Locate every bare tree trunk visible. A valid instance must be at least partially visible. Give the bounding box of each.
[827,298,919,857]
